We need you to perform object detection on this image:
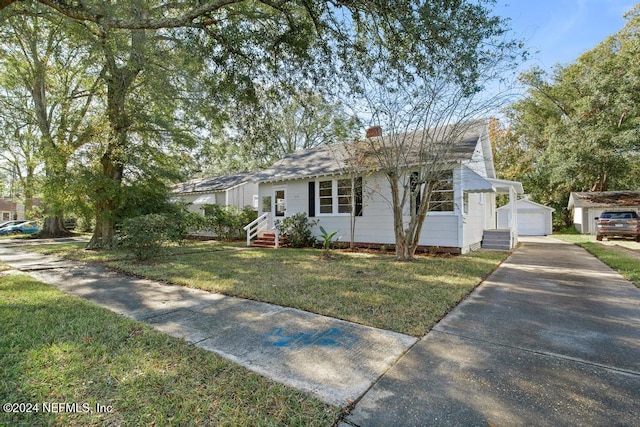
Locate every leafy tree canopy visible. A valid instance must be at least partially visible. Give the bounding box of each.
[1,0,525,250]
[499,4,640,226]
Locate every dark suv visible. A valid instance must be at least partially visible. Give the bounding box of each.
[595,211,640,241]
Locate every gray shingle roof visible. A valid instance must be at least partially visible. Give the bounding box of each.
[569,191,640,208]
[253,120,486,183]
[172,172,254,194]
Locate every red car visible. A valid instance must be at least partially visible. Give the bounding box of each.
[595,211,640,242]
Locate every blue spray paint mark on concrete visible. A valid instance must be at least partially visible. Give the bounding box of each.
[263,327,360,350]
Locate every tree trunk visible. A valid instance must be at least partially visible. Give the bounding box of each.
[388,173,413,261]
[86,28,143,249]
[39,216,71,238]
[86,144,125,249]
[87,213,117,249]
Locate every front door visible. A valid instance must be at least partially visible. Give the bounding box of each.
[274,189,286,217]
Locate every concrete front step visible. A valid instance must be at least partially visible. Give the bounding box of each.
[482,230,512,250]
[482,243,512,250]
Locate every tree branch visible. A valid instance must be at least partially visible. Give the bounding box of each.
[3,0,248,30]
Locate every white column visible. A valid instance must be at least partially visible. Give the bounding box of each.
[509,186,518,247]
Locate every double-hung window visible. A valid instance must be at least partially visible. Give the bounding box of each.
[318,180,333,214]
[316,177,362,216]
[428,171,454,212]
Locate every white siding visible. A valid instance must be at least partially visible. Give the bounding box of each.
[485,193,496,230]
[314,173,459,247]
[462,192,485,252]
[465,139,488,177]
[573,207,585,233]
[585,208,604,235]
[419,214,459,247]
[175,193,220,214]
[259,171,464,248]
[176,182,258,214]
[226,182,259,210]
[462,125,494,179]
[283,180,309,219]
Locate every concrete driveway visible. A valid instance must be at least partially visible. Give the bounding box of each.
[344,236,640,426]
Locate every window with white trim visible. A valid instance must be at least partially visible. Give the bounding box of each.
[337,179,352,213]
[428,171,454,212]
[318,180,333,214]
[316,178,362,216]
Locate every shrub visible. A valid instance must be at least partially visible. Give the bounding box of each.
[202,205,258,241]
[118,214,176,260]
[167,209,209,242]
[275,213,318,248]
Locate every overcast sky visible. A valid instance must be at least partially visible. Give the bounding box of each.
[496,0,636,71]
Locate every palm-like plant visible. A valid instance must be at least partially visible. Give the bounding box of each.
[318,226,338,259]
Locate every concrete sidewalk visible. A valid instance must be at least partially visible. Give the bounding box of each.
[0,245,416,407]
[343,237,640,426]
[3,237,639,425]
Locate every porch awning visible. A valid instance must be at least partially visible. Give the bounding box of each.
[192,194,216,204]
[486,178,524,195]
[462,168,525,194]
[462,167,495,193]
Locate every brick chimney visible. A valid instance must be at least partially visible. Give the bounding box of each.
[366,125,382,138]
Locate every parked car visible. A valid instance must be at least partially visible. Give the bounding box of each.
[595,211,640,242]
[0,221,41,235]
[0,220,27,230]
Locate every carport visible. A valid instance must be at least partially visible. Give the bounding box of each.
[497,198,554,236]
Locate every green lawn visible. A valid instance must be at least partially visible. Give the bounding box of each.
[0,270,338,426]
[26,242,508,337]
[553,234,640,287]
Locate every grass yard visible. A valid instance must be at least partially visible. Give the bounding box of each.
[22,239,242,263]
[24,241,508,337]
[553,234,640,287]
[0,269,338,427]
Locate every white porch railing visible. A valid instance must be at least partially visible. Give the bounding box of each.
[243,212,281,247]
[243,212,268,246]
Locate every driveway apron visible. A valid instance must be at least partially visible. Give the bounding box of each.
[344,237,640,426]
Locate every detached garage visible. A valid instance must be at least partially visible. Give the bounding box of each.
[497,198,554,236]
[568,191,640,234]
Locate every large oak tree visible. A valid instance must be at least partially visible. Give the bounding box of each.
[3,0,524,253]
[502,5,640,225]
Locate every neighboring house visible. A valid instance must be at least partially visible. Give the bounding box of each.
[568,191,640,234]
[497,198,554,236]
[172,172,259,215]
[251,120,524,253]
[0,198,17,222]
[0,198,41,221]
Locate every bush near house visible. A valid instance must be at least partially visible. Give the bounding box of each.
[275,212,318,248]
[117,209,205,260]
[202,205,258,241]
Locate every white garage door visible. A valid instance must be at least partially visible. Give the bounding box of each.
[519,212,547,235]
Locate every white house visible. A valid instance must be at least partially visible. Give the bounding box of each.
[249,120,524,253]
[568,191,640,234]
[172,172,259,215]
[497,198,554,236]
